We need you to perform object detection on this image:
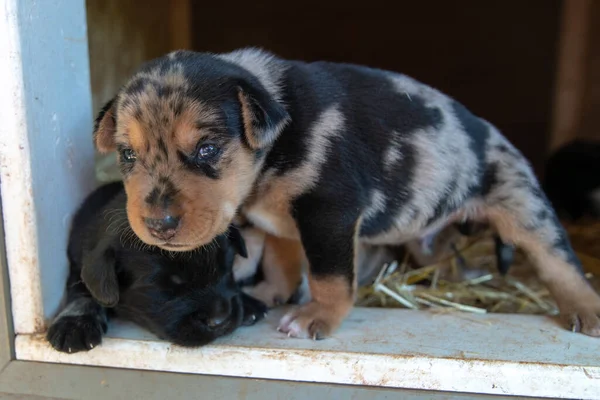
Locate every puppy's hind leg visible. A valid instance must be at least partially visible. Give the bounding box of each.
[243,234,305,308]
[484,149,600,336]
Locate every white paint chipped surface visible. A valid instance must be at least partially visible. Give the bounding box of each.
[16,308,600,399]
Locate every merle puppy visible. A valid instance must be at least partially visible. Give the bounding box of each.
[92,48,600,339]
[47,182,267,353]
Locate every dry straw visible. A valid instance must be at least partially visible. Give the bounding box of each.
[356,219,600,314]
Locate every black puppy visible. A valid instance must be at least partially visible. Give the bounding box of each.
[47,182,267,353]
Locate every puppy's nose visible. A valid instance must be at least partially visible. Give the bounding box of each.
[207,298,232,328]
[144,215,180,241]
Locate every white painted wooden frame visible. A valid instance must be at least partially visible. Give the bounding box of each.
[0,1,598,399]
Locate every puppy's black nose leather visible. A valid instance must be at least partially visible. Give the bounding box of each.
[207,298,232,328]
[144,215,180,241]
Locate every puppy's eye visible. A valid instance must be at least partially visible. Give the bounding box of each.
[195,143,220,162]
[121,149,137,162]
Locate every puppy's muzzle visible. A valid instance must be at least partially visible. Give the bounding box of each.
[144,215,180,241]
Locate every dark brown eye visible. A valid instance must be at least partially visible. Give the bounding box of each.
[196,144,220,162]
[121,149,137,162]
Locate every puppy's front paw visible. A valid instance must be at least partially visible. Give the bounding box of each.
[277,301,345,340]
[566,309,600,337]
[46,314,107,353]
[241,293,268,326]
[554,281,600,337]
[559,294,600,337]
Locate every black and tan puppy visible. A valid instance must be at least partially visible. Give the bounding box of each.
[47,181,266,353]
[92,48,600,339]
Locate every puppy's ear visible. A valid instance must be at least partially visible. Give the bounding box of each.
[237,82,289,150]
[93,98,118,153]
[229,225,248,258]
[81,246,119,307]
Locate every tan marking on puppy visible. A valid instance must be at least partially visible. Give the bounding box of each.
[310,276,354,308]
[243,171,304,239]
[238,91,261,149]
[237,87,290,150]
[94,104,117,153]
[244,106,345,237]
[173,103,219,154]
[127,120,146,153]
[243,235,305,307]
[124,175,155,240]
[486,207,600,336]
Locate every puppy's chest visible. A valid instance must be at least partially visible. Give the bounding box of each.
[242,176,302,240]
